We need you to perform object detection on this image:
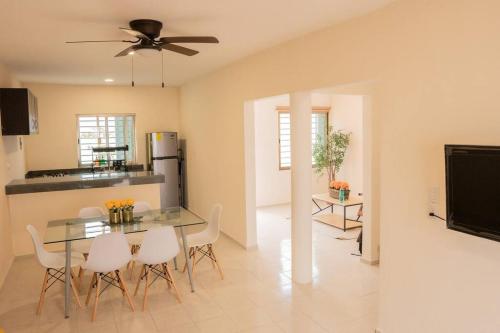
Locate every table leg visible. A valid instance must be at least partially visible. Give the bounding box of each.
[180,226,195,292]
[173,257,178,270]
[64,241,71,318]
[343,206,347,232]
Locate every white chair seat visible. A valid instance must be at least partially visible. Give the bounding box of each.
[181,234,210,248]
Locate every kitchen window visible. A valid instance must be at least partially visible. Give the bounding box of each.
[278,107,329,170]
[77,114,136,166]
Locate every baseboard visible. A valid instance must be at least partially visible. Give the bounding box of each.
[361,257,379,265]
[0,255,14,291]
[219,230,256,250]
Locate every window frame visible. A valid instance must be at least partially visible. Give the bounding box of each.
[277,106,330,171]
[76,113,137,167]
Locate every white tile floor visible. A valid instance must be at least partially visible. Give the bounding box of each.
[0,204,378,333]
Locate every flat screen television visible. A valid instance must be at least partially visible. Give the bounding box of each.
[445,145,500,242]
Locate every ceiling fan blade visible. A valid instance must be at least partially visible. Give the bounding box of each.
[160,43,199,56]
[114,45,139,57]
[66,40,134,43]
[120,27,150,40]
[159,36,219,44]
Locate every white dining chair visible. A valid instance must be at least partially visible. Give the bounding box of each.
[127,201,151,278]
[73,207,106,278]
[134,226,181,310]
[182,204,224,279]
[83,232,135,321]
[26,225,84,315]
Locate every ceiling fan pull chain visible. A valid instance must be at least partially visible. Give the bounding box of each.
[131,54,135,87]
[161,52,165,88]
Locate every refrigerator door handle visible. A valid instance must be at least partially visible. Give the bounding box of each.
[152,156,178,161]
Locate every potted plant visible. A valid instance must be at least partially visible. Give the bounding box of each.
[105,200,122,224]
[312,126,351,197]
[121,199,135,223]
[329,181,350,200]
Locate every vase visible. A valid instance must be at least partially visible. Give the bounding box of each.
[109,210,121,224]
[122,208,134,223]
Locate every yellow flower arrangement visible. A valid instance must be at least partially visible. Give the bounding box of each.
[105,199,135,212]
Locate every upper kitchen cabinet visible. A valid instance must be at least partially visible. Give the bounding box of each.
[0,88,39,135]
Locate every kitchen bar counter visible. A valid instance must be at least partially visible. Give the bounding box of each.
[5,171,164,195]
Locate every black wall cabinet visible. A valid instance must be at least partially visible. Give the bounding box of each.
[0,88,39,135]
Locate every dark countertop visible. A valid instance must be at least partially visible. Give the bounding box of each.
[5,171,165,195]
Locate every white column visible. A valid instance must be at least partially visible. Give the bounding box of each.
[290,91,312,284]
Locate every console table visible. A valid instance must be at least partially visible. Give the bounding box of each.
[312,193,363,231]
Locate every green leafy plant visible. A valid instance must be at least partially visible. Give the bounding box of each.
[313,126,351,183]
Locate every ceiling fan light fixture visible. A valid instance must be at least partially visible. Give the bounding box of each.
[128,51,135,55]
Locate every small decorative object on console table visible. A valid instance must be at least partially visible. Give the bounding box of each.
[121,199,135,223]
[329,181,350,200]
[105,200,122,224]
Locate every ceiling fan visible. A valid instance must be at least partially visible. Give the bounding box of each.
[66,19,219,57]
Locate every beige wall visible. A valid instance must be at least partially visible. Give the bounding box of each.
[0,63,25,288]
[180,0,500,331]
[23,84,179,171]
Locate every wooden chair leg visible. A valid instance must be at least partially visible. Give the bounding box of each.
[91,274,102,321]
[134,265,145,296]
[85,272,96,306]
[116,270,135,312]
[209,244,224,280]
[79,253,88,281]
[142,266,150,311]
[182,247,193,273]
[165,264,181,303]
[36,269,49,315]
[162,264,171,289]
[70,272,82,308]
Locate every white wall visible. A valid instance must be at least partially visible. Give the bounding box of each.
[254,93,330,207]
[331,94,364,195]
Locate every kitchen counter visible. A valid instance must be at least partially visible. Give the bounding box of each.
[5,171,165,195]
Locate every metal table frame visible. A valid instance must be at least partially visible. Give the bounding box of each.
[312,195,363,231]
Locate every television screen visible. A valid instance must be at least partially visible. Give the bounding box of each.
[445,145,500,242]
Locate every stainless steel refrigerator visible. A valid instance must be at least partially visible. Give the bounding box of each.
[146,132,179,209]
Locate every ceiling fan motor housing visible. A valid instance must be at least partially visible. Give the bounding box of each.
[129,19,163,39]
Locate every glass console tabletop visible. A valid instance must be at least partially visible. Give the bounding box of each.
[44,207,206,244]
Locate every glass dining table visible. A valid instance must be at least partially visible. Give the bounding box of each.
[44,207,206,318]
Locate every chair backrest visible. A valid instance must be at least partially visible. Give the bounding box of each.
[26,225,52,268]
[85,232,131,273]
[136,226,179,265]
[79,206,105,218]
[134,201,152,213]
[205,204,223,243]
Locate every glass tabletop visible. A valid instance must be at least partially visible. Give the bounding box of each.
[44,207,206,244]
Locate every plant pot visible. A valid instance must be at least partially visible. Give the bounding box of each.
[122,209,134,223]
[109,211,121,224]
[329,188,350,200]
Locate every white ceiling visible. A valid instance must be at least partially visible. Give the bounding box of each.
[0,0,394,86]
